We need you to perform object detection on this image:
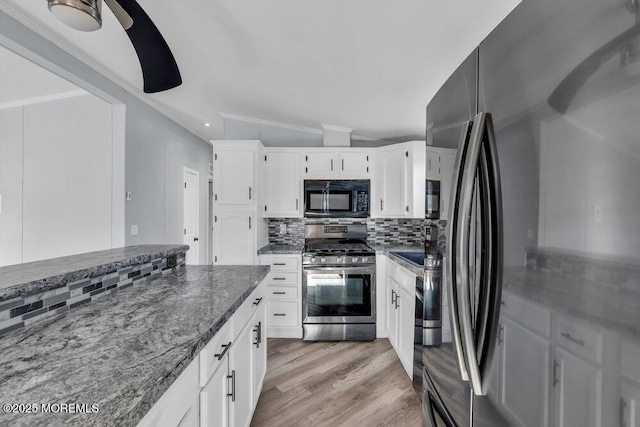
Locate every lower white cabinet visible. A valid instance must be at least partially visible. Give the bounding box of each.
[552,347,602,427]
[497,316,550,427]
[385,258,416,379]
[260,255,302,338]
[139,281,267,427]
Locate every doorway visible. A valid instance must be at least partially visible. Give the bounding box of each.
[183,167,199,265]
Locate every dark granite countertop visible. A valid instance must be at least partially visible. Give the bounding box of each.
[373,245,425,277]
[257,244,304,255]
[0,265,270,427]
[0,245,189,302]
[503,266,640,342]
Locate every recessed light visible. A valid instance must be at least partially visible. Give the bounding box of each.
[204,123,210,127]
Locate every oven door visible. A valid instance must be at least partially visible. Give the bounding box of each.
[303,267,376,323]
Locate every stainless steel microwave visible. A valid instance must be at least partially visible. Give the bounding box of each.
[303,180,370,218]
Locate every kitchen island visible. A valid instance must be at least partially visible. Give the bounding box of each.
[0,264,269,427]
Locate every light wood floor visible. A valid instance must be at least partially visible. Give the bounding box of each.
[251,338,422,427]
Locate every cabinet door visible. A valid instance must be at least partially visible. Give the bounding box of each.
[499,317,550,427]
[440,152,456,219]
[214,149,255,205]
[200,359,229,427]
[213,212,255,265]
[426,150,442,180]
[339,151,371,176]
[380,149,407,217]
[303,152,335,177]
[386,277,399,350]
[229,321,255,427]
[264,152,301,217]
[252,300,268,399]
[621,381,640,427]
[553,347,601,427]
[397,285,415,379]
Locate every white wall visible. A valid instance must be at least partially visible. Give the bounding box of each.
[0,93,124,265]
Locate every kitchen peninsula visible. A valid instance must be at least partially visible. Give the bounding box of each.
[0,246,269,426]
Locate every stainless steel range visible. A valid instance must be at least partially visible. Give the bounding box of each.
[302,224,376,341]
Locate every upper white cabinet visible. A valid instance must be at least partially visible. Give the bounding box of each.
[426,150,442,180]
[301,150,373,179]
[263,150,302,218]
[213,142,260,207]
[213,211,255,265]
[372,140,425,219]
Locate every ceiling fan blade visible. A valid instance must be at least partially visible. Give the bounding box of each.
[110,0,182,93]
[104,0,133,30]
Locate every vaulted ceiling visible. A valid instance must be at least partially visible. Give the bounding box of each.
[1,0,520,142]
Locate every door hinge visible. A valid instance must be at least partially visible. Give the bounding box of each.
[405,151,409,158]
[305,155,308,162]
[264,205,267,212]
[215,256,217,262]
[406,205,409,212]
[184,228,186,235]
[215,194,218,201]
[366,155,369,161]
[264,155,267,161]
[184,182,187,189]
[366,166,369,173]
[305,167,308,173]
[214,215,217,222]
[215,153,217,161]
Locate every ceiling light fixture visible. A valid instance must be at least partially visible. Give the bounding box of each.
[204,123,211,127]
[48,0,102,32]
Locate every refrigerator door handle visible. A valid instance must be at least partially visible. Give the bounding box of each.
[455,112,504,396]
[447,120,474,383]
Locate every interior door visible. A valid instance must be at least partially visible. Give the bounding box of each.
[183,168,199,265]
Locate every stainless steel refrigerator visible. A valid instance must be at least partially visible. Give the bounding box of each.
[423,0,640,425]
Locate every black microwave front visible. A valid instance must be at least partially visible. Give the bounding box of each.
[304,180,370,218]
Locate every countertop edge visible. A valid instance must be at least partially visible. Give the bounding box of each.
[0,245,190,302]
[119,266,270,427]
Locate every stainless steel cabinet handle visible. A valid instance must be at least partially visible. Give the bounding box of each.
[560,332,585,346]
[380,199,383,211]
[227,370,236,402]
[253,321,262,348]
[296,198,299,210]
[249,187,252,200]
[215,341,232,361]
[253,297,263,306]
[331,159,334,171]
[273,313,286,316]
[498,325,504,345]
[391,289,396,305]
[273,263,286,266]
[395,293,400,309]
[553,360,560,388]
[272,291,286,295]
[249,217,252,229]
[342,159,344,170]
[273,277,286,281]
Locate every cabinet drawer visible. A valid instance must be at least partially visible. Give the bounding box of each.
[268,301,298,327]
[259,256,299,271]
[267,285,298,300]
[232,283,267,338]
[200,320,233,387]
[265,271,299,286]
[501,291,551,338]
[554,316,603,364]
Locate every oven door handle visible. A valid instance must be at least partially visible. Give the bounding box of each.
[303,267,376,274]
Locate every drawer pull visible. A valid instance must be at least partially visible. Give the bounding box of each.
[273,263,287,266]
[215,341,232,360]
[273,313,287,317]
[560,332,585,346]
[273,277,287,281]
[273,291,286,295]
[253,297,263,306]
[227,370,236,402]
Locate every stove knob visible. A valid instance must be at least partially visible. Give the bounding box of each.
[320,257,326,263]
[352,256,358,263]
[311,257,317,263]
[362,256,368,263]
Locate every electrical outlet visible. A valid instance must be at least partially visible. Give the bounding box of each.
[131,225,139,236]
[279,224,287,234]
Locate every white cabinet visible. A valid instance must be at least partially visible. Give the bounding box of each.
[621,380,640,427]
[385,257,416,379]
[373,141,425,219]
[200,357,229,427]
[301,150,372,178]
[137,355,200,427]
[497,317,550,427]
[440,152,456,218]
[252,302,267,400]
[213,212,255,265]
[552,347,602,427]
[263,150,301,217]
[260,255,302,338]
[229,320,255,427]
[426,150,442,180]
[213,145,257,206]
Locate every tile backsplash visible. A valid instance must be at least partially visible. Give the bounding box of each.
[268,218,448,247]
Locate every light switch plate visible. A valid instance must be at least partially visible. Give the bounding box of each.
[131,225,139,236]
